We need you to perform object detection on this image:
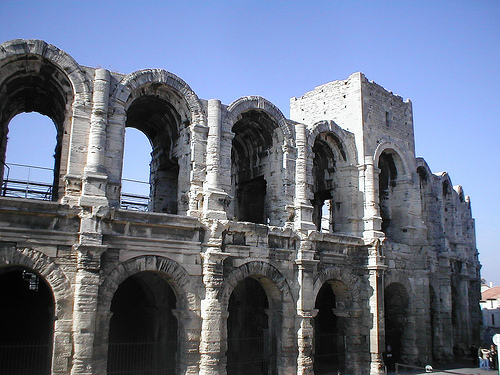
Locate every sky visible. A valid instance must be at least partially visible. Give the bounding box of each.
[1,0,499,285]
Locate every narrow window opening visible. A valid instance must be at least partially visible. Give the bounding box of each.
[121,128,152,211]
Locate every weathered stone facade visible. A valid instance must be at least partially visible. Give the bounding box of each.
[0,39,480,375]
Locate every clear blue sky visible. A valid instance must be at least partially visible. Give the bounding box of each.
[1,0,499,285]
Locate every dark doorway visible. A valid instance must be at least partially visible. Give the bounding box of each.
[236,176,267,224]
[384,283,409,369]
[227,277,274,374]
[314,282,346,374]
[0,267,54,375]
[108,272,178,375]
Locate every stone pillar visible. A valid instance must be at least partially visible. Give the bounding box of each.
[296,256,318,375]
[80,69,110,207]
[199,244,230,375]
[71,207,108,375]
[367,240,387,375]
[173,309,202,374]
[294,123,315,231]
[71,244,106,375]
[362,156,383,238]
[203,99,230,220]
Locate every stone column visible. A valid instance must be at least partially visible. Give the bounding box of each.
[294,123,315,231]
[367,240,387,375]
[199,244,230,375]
[71,244,107,375]
[80,68,110,207]
[296,256,318,375]
[362,156,383,238]
[203,99,230,220]
[71,207,108,375]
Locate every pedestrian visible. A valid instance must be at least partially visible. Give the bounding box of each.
[479,347,490,370]
[489,344,497,370]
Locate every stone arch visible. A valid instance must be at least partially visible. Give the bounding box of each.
[0,245,74,374]
[227,97,295,226]
[373,142,410,179]
[308,121,358,233]
[0,39,91,201]
[109,69,207,214]
[95,255,200,374]
[112,69,205,124]
[313,267,365,374]
[0,245,73,319]
[313,266,362,304]
[227,96,294,147]
[222,261,296,373]
[383,276,417,365]
[222,261,294,308]
[309,120,357,164]
[100,255,197,314]
[375,144,411,238]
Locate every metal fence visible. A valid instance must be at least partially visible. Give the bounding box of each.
[107,341,176,375]
[0,342,51,375]
[1,163,53,200]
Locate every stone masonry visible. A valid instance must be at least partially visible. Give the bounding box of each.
[0,39,481,375]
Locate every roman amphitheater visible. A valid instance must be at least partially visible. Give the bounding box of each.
[0,39,481,375]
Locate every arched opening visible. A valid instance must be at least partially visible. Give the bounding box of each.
[124,95,180,214]
[384,283,409,370]
[311,133,345,232]
[451,284,461,356]
[108,271,178,375]
[429,285,438,360]
[2,113,57,200]
[227,276,274,374]
[231,110,278,224]
[121,127,152,211]
[378,151,397,234]
[0,56,72,201]
[314,280,347,374]
[0,267,54,375]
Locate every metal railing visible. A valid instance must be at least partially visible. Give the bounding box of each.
[120,178,150,211]
[0,341,51,375]
[107,340,176,375]
[1,162,53,200]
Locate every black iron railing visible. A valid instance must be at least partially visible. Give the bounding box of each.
[1,163,53,200]
[0,341,51,375]
[107,341,176,375]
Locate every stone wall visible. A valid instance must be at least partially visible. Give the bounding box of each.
[0,39,481,375]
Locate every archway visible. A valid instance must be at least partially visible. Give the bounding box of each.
[121,127,152,211]
[0,55,73,201]
[314,280,347,374]
[124,95,181,214]
[384,283,409,369]
[107,271,178,375]
[231,110,278,224]
[0,267,54,375]
[227,276,275,375]
[2,112,57,200]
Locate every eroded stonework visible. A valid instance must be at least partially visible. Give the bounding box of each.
[0,39,480,375]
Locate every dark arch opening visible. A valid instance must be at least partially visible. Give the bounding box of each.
[124,96,180,214]
[429,285,438,360]
[0,267,54,375]
[231,110,277,224]
[108,271,178,375]
[311,134,339,232]
[384,283,409,370]
[314,281,346,374]
[0,56,72,201]
[227,276,274,374]
[378,152,398,234]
